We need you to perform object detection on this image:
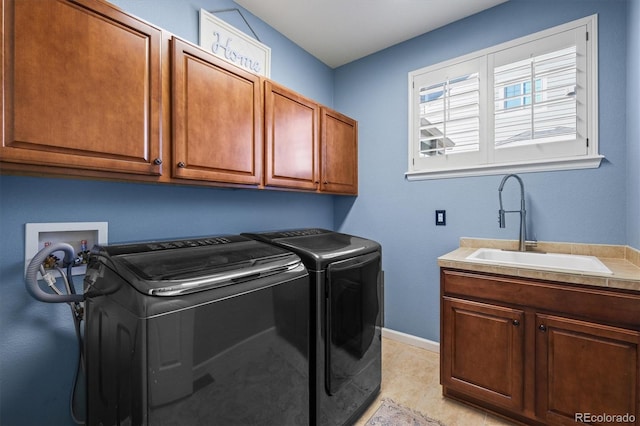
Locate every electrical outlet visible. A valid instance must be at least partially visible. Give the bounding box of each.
[435,210,446,226]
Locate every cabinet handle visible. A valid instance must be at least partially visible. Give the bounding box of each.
[177,162,186,168]
[512,319,520,326]
[153,158,162,165]
[538,324,547,332]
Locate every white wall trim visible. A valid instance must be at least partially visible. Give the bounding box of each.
[405,155,604,181]
[382,328,440,354]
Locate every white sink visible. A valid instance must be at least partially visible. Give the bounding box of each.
[465,248,613,275]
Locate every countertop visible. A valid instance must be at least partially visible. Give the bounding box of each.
[438,238,640,293]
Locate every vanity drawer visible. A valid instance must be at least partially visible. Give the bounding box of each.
[441,269,640,328]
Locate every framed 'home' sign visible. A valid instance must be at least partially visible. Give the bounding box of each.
[199,9,271,78]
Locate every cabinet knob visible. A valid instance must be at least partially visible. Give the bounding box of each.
[512,319,520,326]
[153,158,162,165]
[177,162,186,168]
[538,324,547,332]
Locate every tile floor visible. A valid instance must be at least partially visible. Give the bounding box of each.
[354,337,516,426]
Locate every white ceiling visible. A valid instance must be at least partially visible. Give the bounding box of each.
[234,0,508,68]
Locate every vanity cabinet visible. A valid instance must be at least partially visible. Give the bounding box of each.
[440,297,524,410]
[441,297,525,411]
[441,269,640,426]
[1,0,163,176]
[171,37,263,186]
[535,314,639,425]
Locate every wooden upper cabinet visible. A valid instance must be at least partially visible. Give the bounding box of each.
[171,37,262,186]
[264,81,319,190]
[264,82,358,194]
[320,107,358,195]
[1,0,358,193]
[1,0,163,175]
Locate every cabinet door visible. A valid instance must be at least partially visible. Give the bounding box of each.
[172,37,262,185]
[264,81,319,190]
[320,107,358,195]
[1,0,162,175]
[441,297,525,411]
[536,314,639,425]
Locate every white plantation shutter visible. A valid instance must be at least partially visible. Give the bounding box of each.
[419,73,480,156]
[407,15,600,180]
[493,47,576,145]
[490,27,588,163]
[411,56,486,171]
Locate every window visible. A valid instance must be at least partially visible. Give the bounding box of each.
[501,79,543,109]
[407,15,601,180]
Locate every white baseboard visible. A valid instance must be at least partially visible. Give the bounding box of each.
[381,328,440,354]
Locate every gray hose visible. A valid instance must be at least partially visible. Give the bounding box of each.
[25,242,84,303]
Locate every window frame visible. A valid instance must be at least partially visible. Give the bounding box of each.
[406,14,602,181]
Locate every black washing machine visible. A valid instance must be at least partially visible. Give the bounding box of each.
[244,229,382,426]
[83,235,310,426]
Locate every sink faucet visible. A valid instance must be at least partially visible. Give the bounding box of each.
[498,174,530,252]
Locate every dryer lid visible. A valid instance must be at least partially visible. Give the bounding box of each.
[245,229,380,267]
[92,236,302,295]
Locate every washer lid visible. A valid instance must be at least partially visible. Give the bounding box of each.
[92,236,302,296]
[246,229,380,266]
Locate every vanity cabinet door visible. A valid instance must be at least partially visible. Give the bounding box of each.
[1,0,163,175]
[320,107,358,195]
[264,81,319,190]
[535,313,639,425]
[172,37,263,185]
[441,297,525,411]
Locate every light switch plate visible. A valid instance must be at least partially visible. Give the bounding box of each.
[435,210,446,226]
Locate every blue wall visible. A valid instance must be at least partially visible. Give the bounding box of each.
[108,0,334,104]
[0,0,636,424]
[628,0,640,249]
[333,0,631,340]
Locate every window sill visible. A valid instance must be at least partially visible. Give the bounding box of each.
[405,155,605,181]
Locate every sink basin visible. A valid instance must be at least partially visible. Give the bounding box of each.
[465,248,613,275]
